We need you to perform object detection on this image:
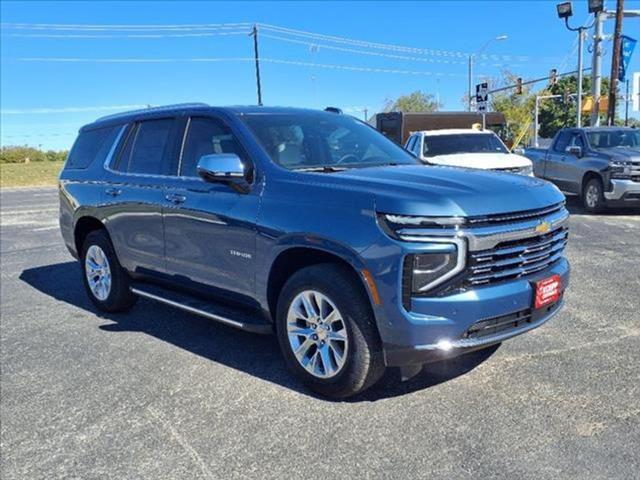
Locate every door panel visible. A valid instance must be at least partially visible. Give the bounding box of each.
[101,118,180,275]
[555,133,585,194]
[102,180,166,274]
[162,116,259,298]
[162,179,259,297]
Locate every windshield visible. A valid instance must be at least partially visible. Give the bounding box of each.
[586,130,640,149]
[422,133,508,157]
[240,112,418,170]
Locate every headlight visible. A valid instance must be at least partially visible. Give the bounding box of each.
[404,239,466,293]
[519,165,533,176]
[610,161,632,179]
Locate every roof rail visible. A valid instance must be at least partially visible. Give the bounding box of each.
[324,107,343,114]
[95,102,209,122]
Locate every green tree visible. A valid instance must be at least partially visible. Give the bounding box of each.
[1,146,68,164]
[384,90,440,113]
[537,75,610,138]
[487,71,536,146]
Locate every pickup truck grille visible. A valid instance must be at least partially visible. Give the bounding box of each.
[463,308,532,339]
[465,225,568,287]
[631,162,640,182]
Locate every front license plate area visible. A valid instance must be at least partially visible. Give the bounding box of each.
[533,274,562,310]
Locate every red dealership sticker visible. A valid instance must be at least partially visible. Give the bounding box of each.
[534,275,561,309]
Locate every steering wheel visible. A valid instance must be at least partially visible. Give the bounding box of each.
[336,154,359,164]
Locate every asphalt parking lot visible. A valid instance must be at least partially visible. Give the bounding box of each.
[1,186,639,479]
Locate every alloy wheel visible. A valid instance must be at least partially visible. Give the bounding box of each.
[85,245,112,301]
[286,290,349,379]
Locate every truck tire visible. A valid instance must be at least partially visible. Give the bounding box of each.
[582,177,605,213]
[275,263,385,398]
[80,229,137,312]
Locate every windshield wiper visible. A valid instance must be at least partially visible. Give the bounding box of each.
[292,166,348,173]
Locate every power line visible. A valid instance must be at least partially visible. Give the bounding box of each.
[4,31,249,39]
[1,104,148,114]
[14,55,466,77]
[0,22,252,31]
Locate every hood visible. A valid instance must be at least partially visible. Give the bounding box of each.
[425,152,531,169]
[312,164,565,218]
[603,147,640,162]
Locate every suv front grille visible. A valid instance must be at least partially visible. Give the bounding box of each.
[465,226,568,287]
[465,202,564,228]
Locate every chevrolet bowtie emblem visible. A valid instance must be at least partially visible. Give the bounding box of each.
[535,221,551,234]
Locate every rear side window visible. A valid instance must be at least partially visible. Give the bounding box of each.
[119,119,174,175]
[66,126,119,169]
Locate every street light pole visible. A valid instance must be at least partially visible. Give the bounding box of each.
[467,35,507,111]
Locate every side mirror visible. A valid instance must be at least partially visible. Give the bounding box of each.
[196,154,249,193]
[566,145,582,157]
[513,147,525,155]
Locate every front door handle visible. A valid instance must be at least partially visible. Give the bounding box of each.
[105,187,122,197]
[165,193,186,204]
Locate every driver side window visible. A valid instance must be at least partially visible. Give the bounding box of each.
[180,117,245,178]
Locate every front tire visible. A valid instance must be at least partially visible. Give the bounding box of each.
[582,178,605,213]
[81,229,137,312]
[276,264,385,398]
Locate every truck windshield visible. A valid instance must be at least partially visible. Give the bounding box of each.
[423,133,508,157]
[586,130,640,149]
[240,112,418,170]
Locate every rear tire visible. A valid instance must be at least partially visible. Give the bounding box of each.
[80,229,137,312]
[276,263,385,399]
[582,177,605,213]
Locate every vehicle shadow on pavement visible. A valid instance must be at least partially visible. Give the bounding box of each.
[20,261,497,402]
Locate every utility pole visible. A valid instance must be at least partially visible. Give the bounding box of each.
[576,28,584,127]
[607,0,625,125]
[468,55,473,111]
[625,78,630,125]
[590,11,605,126]
[250,24,263,106]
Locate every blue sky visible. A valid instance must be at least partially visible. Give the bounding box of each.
[1,0,639,150]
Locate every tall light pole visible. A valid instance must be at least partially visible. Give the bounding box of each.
[468,35,508,111]
[556,2,590,127]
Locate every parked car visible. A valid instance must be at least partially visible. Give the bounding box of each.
[59,104,570,398]
[405,129,533,175]
[523,127,640,212]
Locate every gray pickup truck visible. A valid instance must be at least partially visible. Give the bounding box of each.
[524,127,640,212]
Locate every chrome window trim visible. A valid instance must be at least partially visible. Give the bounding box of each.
[177,117,191,176]
[102,124,128,171]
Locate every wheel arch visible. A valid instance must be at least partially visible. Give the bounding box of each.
[266,245,377,324]
[74,216,107,255]
[581,170,604,194]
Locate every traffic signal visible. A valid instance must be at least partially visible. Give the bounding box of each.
[549,69,558,85]
[515,77,523,95]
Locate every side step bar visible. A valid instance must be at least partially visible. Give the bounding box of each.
[130,285,272,335]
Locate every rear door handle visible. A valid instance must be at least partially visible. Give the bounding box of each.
[105,187,122,197]
[165,193,186,204]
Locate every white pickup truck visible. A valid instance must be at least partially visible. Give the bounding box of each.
[404,128,533,176]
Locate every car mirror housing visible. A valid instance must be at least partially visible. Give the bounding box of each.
[196,154,249,193]
[566,146,582,158]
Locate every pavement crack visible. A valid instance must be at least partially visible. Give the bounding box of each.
[146,406,215,480]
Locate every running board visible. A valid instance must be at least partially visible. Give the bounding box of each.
[130,284,272,334]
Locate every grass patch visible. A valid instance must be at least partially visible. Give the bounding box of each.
[0,161,64,188]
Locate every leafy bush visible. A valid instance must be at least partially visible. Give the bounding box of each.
[0,146,68,164]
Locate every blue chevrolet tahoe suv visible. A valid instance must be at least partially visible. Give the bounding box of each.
[59,104,570,398]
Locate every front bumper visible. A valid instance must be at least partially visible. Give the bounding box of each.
[381,258,570,367]
[604,179,640,203]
